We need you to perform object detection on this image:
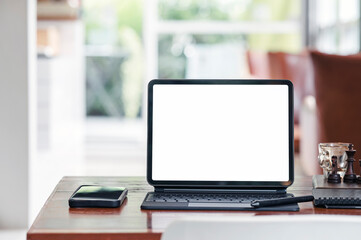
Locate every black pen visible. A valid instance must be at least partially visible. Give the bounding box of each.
[251,195,314,208]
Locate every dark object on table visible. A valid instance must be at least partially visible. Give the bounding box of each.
[328,156,341,183]
[142,80,295,212]
[141,192,300,212]
[251,195,314,208]
[313,175,361,208]
[142,192,299,211]
[344,144,357,183]
[69,185,128,208]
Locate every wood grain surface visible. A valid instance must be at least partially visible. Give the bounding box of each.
[27,176,361,240]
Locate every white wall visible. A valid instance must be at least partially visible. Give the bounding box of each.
[0,0,36,229]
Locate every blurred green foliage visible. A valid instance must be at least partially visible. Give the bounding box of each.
[159,0,300,22]
[119,27,144,118]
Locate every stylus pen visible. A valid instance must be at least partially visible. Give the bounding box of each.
[251,195,314,208]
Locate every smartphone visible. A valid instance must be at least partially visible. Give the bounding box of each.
[69,185,128,208]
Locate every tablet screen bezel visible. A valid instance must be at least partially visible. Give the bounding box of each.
[147,79,294,189]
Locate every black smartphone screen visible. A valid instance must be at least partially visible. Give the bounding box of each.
[73,186,126,200]
[69,185,128,208]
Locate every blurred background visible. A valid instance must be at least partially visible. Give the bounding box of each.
[1,0,361,237]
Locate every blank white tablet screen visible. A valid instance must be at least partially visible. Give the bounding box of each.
[152,84,289,181]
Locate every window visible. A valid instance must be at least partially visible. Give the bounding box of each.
[309,0,360,54]
[84,0,303,119]
[83,0,144,118]
[145,0,302,80]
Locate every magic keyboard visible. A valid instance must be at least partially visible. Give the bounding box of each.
[145,192,292,203]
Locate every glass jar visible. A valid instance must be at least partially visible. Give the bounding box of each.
[318,143,349,178]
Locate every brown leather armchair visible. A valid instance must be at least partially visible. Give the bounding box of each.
[301,51,361,175]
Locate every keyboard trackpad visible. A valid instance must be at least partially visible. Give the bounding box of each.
[188,202,252,208]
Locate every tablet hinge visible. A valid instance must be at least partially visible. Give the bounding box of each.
[154,187,287,194]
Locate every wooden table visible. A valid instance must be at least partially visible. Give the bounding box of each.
[27,176,361,240]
